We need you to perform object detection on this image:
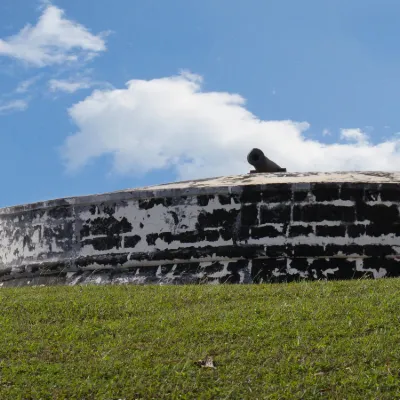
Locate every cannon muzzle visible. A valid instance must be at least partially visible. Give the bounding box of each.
[247,148,286,173]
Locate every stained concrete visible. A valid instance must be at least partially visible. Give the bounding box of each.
[0,171,399,286]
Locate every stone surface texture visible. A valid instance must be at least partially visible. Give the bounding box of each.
[0,171,399,286]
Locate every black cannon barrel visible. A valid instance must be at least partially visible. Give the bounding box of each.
[247,148,286,173]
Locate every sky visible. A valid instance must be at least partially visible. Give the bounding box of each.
[1,0,400,207]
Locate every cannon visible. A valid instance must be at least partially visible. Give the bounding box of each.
[247,148,286,173]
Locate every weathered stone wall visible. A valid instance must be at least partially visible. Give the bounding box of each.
[0,172,399,286]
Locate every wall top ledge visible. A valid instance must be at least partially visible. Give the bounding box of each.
[1,171,400,215]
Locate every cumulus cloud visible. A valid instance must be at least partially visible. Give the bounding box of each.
[0,4,107,67]
[340,128,369,145]
[0,100,28,114]
[61,72,400,180]
[48,78,92,93]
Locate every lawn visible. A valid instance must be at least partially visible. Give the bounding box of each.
[0,278,399,399]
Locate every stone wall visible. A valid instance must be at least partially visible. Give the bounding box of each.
[0,172,399,286]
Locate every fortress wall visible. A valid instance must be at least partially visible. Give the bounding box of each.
[0,172,399,286]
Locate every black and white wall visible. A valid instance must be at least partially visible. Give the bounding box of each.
[0,172,399,286]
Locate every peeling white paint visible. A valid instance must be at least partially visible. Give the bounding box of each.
[322,268,339,277]
[0,172,399,285]
[354,258,387,279]
[286,259,308,278]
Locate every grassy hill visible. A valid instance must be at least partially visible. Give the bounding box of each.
[0,278,399,399]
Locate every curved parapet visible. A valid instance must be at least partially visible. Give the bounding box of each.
[1,171,400,286]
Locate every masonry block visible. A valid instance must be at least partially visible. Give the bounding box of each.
[0,171,400,286]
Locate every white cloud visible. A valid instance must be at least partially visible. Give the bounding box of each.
[0,4,107,67]
[0,100,28,114]
[322,128,330,136]
[15,76,41,93]
[61,72,400,180]
[340,128,369,145]
[48,78,92,93]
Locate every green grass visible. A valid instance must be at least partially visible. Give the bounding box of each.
[0,279,400,399]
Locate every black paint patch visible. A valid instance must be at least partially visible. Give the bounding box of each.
[251,258,286,283]
[75,253,129,268]
[124,235,141,248]
[162,230,220,244]
[198,209,240,228]
[23,235,35,252]
[218,194,240,205]
[380,184,400,201]
[316,225,346,237]
[0,267,13,278]
[240,185,262,203]
[265,244,292,258]
[363,258,400,277]
[347,224,366,238]
[158,232,176,244]
[159,264,174,275]
[251,225,282,239]
[363,245,397,257]
[218,194,231,205]
[312,183,340,201]
[204,230,221,242]
[260,205,291,224]
[309,258,363,280]
[293,204,355,222]
[293,191,309,202]
[101,204,116,216]
[38,262,65,273]
[262,184,292,202]
[233,226,251,243]
[219,260,248,283]
[288,258,310,272]
[324,244,364,257]
[5,255,400,286]
[215,244,266,259]
[146,233,158,246]
[219,227,233,241]
[164,197,174,207]
[80,216,132,238]
[24,209,47,223]
[82,236,122,251]
[197,195,214,206]
[204,262,226,275]
[89,205,97,215]
[254,258,307,283]
[47,206,73,219]
[43,223,74,252]
[340,184,364,201]
[365,223,400,237]
[292,245,326,257]
[357,203,399,223]
[11,227,22,242]
[138,198,166,210]
[149,229,223,246]
[168,211,179,225]
[28,265,40,274]
[145,248,186,261]
[172,263,201,276]
[364,185,381,201]
[289,225,313,237]
[241,204,258,226]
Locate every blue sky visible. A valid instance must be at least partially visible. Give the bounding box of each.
[1,0,400,207]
